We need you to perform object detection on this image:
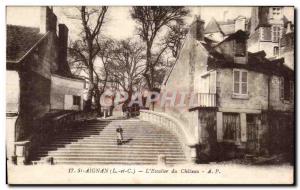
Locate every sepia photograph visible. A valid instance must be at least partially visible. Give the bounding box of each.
[5,5,295,185]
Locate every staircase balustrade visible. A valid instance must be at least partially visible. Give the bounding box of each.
[139,109,198,163]
[18,111,97,165]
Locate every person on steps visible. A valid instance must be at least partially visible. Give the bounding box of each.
[116,125,124,145]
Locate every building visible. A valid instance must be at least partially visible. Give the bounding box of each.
[161,15,294,162]
[6,7,85,163]
[248,7,294,64]
[279,23,294,70]
[204,15,249,43]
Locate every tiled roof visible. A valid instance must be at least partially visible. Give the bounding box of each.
[6,25,44,62]
[204,18,222,34]
[204,18,236,36]
[219,23,235,35]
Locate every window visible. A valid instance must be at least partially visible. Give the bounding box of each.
[235,39,246,57]
[272,7,281,16]
[233,70,248,95]
[272,26,281,42]
[279,77,284,100]
[223,113,241,141]
[73,95,81,106]
[290,81,294,100]
[284,78,291,101]
[273,46,279,56]
[279,77,292,101]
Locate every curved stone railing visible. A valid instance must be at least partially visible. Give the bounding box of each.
[139,109,198,163]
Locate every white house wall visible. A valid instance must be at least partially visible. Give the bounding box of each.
[50,74,85,110]
[6,71,20,113]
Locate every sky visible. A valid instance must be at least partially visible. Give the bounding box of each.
[6,6,293,41]
[6,6,294,41]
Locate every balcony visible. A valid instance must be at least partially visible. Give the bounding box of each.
[194,93,217,108]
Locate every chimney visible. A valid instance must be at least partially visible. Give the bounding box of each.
[58,24,69,75]
[223,10,228,22]
[190,15,205,41]
[235,16,246,32]
[39,6,57,34]
[286,21,292,34]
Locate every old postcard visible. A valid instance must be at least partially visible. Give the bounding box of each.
[6,6,295,184]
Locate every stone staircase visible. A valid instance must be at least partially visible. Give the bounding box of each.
[31,118,187,165]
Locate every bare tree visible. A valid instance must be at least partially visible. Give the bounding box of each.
[164,23,189,58]
[108,39,146,107]
[131,6,189,91]
[68,6,108,112]
[94,39,114,115]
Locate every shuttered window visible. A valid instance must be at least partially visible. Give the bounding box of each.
[279,77,293,101]
[290,81,294,101]
[233,70,248,95]
[223,113,241,141]
[279,77,284,100]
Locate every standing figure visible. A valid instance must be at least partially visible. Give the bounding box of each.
[116,125,124,145]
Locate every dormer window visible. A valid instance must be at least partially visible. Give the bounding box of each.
[235,38,246,57]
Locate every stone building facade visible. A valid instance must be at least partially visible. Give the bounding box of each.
[6,7,85,163]
[248,6,294,69]
[162,15,294,162]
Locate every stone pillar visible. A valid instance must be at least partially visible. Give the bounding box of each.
[6,114,17,164]
[15,141,30,165]
[256,118,262,153]
[216,112,223,142]
[240,113,247,142]
[189,146,197,163]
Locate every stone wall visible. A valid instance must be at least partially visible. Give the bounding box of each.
[161,28,209,142]
[217,68,269,112]
[18,69,51,141]
[259,41,279,58]
[281,51,294,70]
[269,75,294,112]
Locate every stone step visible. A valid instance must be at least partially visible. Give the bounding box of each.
[54,134,175,138]
[52,136,176,141]
[60,131,171,135]
[53,138,179,143]
[41,156,186,162]
[36,152,185,158]
[33,119,187,165]
[33,160,184,165]
[38,147,184,153]
[37,148,184,155]
[37,154,186,160]
[48,141,181,146]
[40,144,183,150]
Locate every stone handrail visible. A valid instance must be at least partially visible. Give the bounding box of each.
[139,109,197,162]
[24,111,97,164]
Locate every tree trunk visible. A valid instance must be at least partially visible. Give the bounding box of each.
[85,86,93,111]
[145,41,153,91]
[94,88,101,116]
[84,65,94,111]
